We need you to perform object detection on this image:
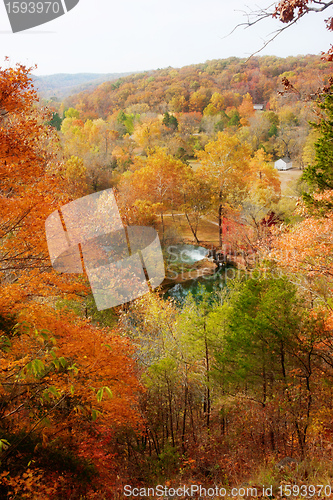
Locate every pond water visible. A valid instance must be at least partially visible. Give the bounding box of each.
[165,271,226,303]
[163,244,237,303]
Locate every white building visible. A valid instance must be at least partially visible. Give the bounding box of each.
[274,157,292,170]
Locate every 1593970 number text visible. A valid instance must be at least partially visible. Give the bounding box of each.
[278,484,332,497]
[5,2,61,14]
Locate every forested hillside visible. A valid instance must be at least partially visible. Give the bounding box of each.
[48,55,331,213]
[33,71,135,99]
[63,55,330,117]
[1,51,333,498]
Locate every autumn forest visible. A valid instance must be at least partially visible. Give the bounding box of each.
[1,9,333,498]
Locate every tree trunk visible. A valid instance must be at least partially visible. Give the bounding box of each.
[166,377,175,448]
[183,193,200,243]
[181,383,188,453]
[204,322,211,429]
[189,393,197,443]
[218,190,223,248]
[160,212,165,243]
[185,212,200,244]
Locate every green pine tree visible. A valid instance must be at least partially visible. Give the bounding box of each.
[302,80,333,210]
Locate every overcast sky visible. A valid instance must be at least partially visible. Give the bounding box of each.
[0,0,331,75]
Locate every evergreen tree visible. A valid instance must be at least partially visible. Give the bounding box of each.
[302,81,333,209]
[162,111,170,127]
[163,111,178,130]
[168,114,178,130]
[47,111,62,130]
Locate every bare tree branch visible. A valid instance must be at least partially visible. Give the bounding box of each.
[227,0,333,60]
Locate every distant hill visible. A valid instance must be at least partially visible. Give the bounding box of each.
[62,55,332,120]
[32,72,136,99]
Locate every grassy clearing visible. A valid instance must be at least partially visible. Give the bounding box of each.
[188,160,201,171]
[157,214,220,247]
[277,167,303,195]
